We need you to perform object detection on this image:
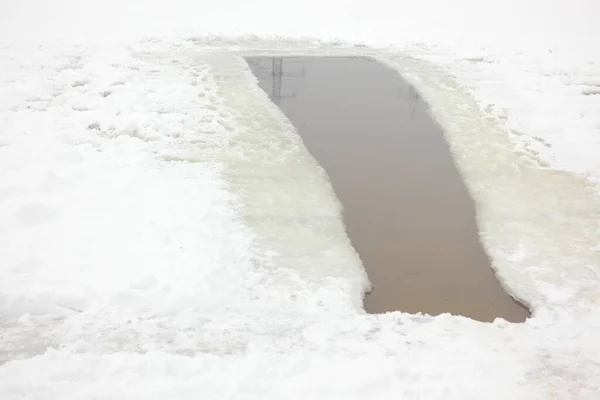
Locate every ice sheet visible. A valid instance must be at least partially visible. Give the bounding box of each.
[1,0,599,398]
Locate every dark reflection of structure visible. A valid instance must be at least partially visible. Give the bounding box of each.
[247,58,305,104]
[408,85,420,120]
[397,84,421,120]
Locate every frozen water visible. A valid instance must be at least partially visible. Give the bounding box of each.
[202,54,369,306]
[1,40,597,398]
[0,0,600,398]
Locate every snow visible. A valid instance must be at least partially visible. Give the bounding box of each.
[1,1,600,399]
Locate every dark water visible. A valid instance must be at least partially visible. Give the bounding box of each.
[246,56,529,322]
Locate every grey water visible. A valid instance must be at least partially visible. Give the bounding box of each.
[246,56,529,322]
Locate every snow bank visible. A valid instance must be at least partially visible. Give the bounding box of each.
[2,0,599,177]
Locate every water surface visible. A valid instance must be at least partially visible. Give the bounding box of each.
[246,56,529,322]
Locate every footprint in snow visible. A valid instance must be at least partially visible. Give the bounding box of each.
[15,203,58,227]
[0,185,29,201]
[56,150,84,164]
[40,172,66,192]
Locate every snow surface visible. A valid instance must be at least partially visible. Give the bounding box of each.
[1,1,600,399]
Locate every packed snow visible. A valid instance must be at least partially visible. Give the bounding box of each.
[1,1,600,399]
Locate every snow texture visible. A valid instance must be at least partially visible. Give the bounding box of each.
[1,1,600,399]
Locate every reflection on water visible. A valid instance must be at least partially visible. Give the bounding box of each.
[246,56,529,322]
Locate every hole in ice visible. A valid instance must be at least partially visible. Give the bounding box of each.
[246,56,530,323]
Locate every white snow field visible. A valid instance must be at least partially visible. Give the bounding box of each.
[1,1,600,399]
